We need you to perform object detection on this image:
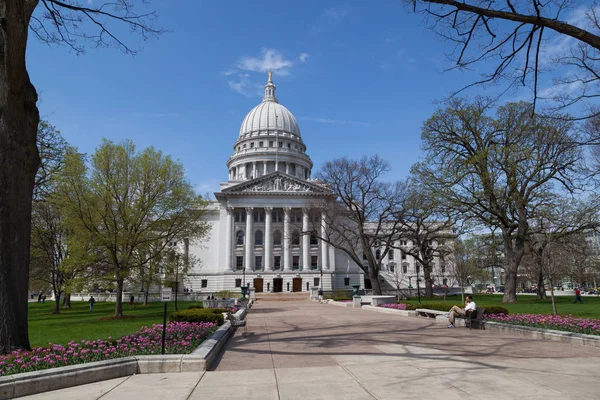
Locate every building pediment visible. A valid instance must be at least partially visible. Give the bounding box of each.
[221,172,331,196]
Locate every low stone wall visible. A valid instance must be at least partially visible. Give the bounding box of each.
[359,295,396,306]
[361,305,416,317]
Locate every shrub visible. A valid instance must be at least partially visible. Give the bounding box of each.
[170,309,224,324]
[331,296,353,302]
[188,305,204,310]
[483,306,509,315]
[325,290,352,300]
[215,290,233,299]
[418,302,452,311]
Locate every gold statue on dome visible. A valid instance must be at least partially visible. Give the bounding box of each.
[268,70,273,82]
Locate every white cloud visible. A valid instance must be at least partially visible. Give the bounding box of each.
[323,5,349,23]
[299,53,310,63]
[227,74,263,97]
[237,48,294,76]
[298,116,371,127]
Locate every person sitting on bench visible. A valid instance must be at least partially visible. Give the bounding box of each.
[447,295,476,328]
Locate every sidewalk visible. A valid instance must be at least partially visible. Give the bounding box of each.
[21,299,600,399]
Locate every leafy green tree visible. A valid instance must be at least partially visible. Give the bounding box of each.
[415,99,585,303]
[57,140,209,317]
[0,1,161,353]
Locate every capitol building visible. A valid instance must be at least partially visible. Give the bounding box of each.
[185,73,449,294]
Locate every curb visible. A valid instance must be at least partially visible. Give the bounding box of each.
[360,305,416,317]
[0,309,247,400]
[485,321,600,348]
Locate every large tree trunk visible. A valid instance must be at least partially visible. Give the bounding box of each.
[115,278,124,317]
[52,292,61,314]
[368,267,382,295]
[0,0,41,354]
[423,263,434,297]
[144,284,150,305]
[62,293,71,308]
[502,231,525,303]
[537,269,547,299]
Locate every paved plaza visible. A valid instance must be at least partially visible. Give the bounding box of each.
[22,298,600,399]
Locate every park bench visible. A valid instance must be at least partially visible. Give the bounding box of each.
[226,312,247,333]
[464,307,486,330]
[415,309,447,319]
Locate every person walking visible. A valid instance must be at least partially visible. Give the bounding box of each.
[573,288,583,304]
[129,294,135,307]
[89,295,96,311]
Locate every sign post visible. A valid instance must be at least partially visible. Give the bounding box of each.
[160,288,172,355]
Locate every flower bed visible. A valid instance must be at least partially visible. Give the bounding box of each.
[378,303,407,310]
[487,313,600,336]
[0,321,217,377]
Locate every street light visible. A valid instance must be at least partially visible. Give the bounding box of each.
[175,254,180,311]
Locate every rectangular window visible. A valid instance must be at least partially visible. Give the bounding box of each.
[236,256,244,270]
[253,211,265,223]
[269,141,274,147]
[273,211,283,223]
[255,256,263,270]
[250,142,254,148]
[274,256,281,268]
[441,264,446,273]
[314,278,320,287]
[311,255,318,268]
[279,141,283,148]
[401,253,407,260]
[443,278,448,285]
[344,277,350,286]
[259,141,263,147]
[235,211,246,223]
[287,143,291,149]
[201,279,208,288]
[388,249,394,260]
[292,255,300,269]
[235,279,242,288]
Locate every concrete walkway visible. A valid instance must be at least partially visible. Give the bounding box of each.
[22,299,600,399]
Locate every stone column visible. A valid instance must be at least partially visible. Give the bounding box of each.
[252,162,257,179]
[263,161,267,175]
[264,207,273,271]
[245,207,253,271]
[283,207,292,271]
[285,162,290,174]
[321,211,329,270]
[302,208,310,270]
[225,207,233,271]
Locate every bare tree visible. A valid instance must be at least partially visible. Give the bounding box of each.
[409,0,600,120]
[415,98,586,303]
[0,0,161,353]
[393,177,455,297]
[447,237,485,303]
[311,156,405,295]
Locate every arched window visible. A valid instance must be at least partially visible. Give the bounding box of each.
[402,263,408,274]
[292,230,300,245]
[273,230,282,246]
[236,230,245,245]
[255,230,264,246]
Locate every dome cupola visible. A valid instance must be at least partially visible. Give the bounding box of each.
[227,72,313,182]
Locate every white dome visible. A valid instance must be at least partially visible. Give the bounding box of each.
[239,101,301,138]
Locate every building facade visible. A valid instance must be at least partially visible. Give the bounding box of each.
[185,73,449,293]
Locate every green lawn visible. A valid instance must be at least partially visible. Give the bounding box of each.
[28,300,202,348]
[402,294,600,318]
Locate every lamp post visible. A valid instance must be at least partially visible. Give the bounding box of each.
[416,263,421,304]
[175,254,179,311]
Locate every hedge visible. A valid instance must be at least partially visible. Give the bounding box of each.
[170,309,225,324]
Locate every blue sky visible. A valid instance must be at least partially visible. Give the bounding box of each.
[25,0,582,197]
